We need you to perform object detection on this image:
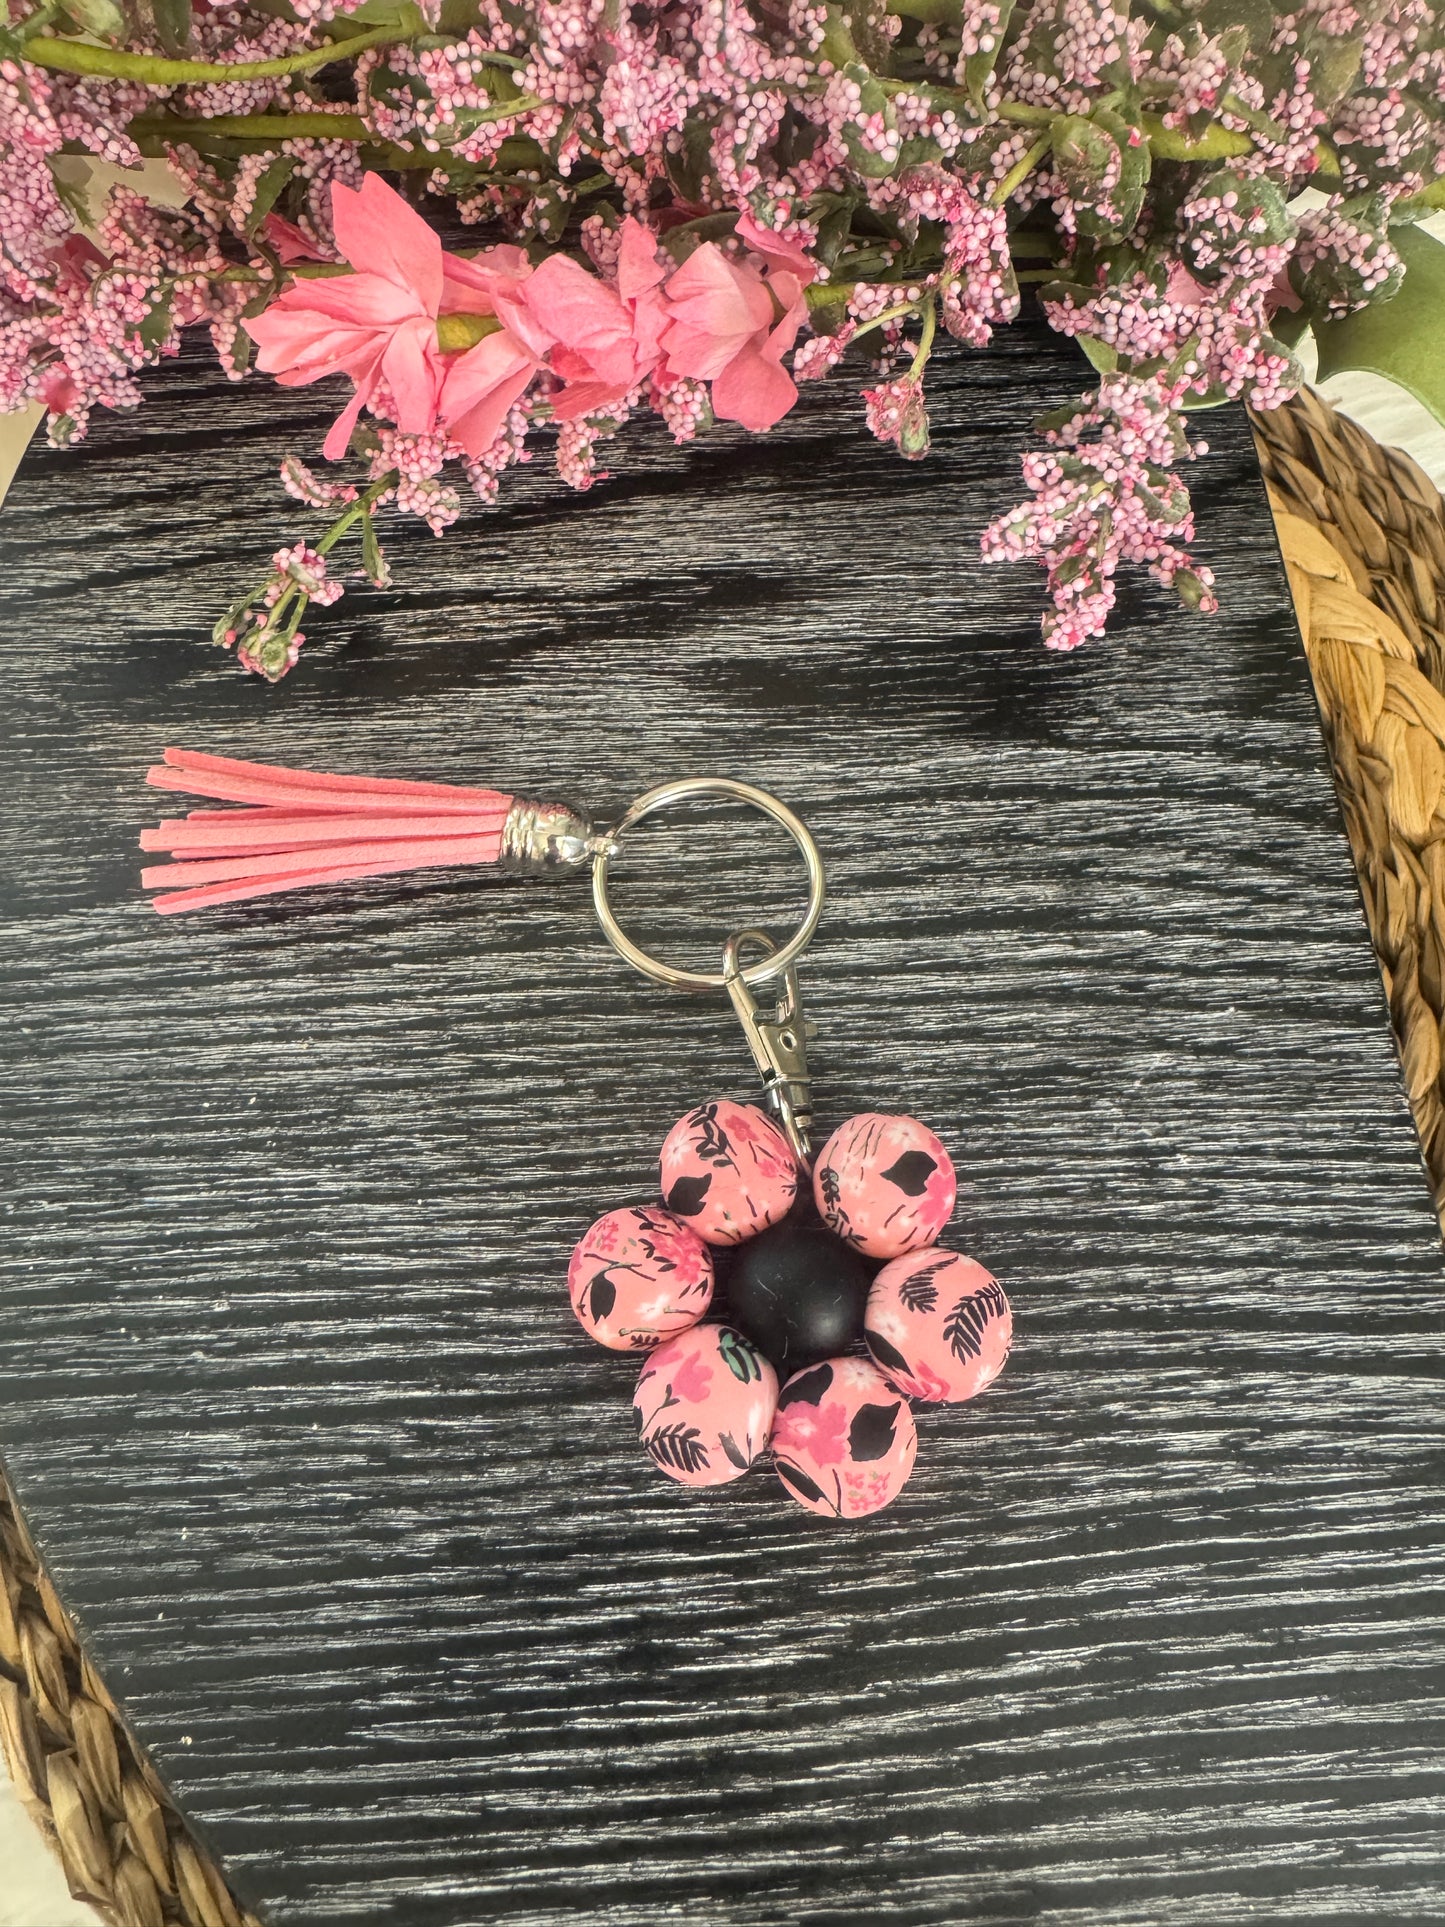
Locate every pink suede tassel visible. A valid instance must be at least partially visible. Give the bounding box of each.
[141,748,514,914]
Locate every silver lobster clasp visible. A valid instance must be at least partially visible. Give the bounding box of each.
[723,928,817,1166]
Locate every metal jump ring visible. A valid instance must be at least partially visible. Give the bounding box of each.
[591,777,826,992]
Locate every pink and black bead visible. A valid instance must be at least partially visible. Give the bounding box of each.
[660,1099,798,1245]
[567,1206,714,1350]
[813,1113,956,1259]
[633,1323,778,1487]
[772,1356,918,1519]
[864,1248,1012,1403]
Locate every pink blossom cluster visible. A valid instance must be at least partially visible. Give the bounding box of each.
[981,369,1216,652]
[0,0,1442,673]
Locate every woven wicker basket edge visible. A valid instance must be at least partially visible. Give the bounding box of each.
[1251,388,1445,1236]
[2,385,1443,1927]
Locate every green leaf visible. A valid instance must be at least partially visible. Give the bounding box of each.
[47,158,93,226]
[1306,30,1362,111]
[359,510,389,588]
[1268,303,1311,350]
[1077,334,1118,375]
[135,289,174,353]
[842,0,893,70]
[58,0,125,38]
[963,0,1015,112]
[149,0,192,57]
[1095,106,1149,237]
[839,64,898,179]
[1313,225,1445,431]
[1198,0,1275,51]
[664,116,712,205]
[345,0,428,26]
[243,154,295,238]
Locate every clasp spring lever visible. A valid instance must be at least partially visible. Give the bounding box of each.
[723,929,817,1166]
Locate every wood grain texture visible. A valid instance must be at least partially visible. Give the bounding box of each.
[1,314,1443,1927]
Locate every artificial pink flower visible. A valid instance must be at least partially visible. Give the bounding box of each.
[658,214,815,432]
[245,174,448,459]
[245,175,542,462]
[38,364,78,417]
[435,246,542,457]
[509,217,668,420]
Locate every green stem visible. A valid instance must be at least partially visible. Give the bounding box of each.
[884,0,960,20]
[26,22,411,84]
[316,472,396,559]
[995,102,1054,130]
[996,96,1254,162]
[132,111,370,142]
[907,297,937,380]
[848,299,922,342]
[1144,116,1255,162]
[129,96,537,156]
[216,262,351,282]
[991,132,1050,206]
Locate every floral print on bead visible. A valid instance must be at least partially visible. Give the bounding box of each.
[659,1099,798,1246]
[634,1324,779,1489]
[567,1206,714,1351]
[813,1112,956,1259]
[865,1248,1012,1404]
[772,1356,918,1519]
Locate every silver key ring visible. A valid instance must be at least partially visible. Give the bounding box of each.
[591,777,826,992]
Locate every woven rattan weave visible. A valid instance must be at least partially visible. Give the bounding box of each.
[0,386,1440,1927]
[0,1473,260,1927]
[1252,389,1445,1231]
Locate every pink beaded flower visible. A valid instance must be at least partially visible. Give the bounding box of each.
[567,1099,1014,1519]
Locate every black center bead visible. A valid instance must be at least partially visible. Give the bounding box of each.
[722,1220,873,1374]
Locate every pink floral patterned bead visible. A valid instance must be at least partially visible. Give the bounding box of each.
[812,1112,956,1259]
[865,1248,1011,1404]
[567,1206,714,1351]
[633,1324,779,1488]
[659,1099,798,1246]
[771,1356,918,1519]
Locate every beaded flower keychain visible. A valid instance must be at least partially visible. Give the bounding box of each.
[141,748,1012,1519]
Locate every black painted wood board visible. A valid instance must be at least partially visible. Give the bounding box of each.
[2,312,1443,1927]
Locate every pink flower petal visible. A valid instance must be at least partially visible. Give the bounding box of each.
[380,319,444,435]
[244,309,387,383]
[710,342,798,431]
[489,287,556,363]
[764,296,807,363]
[438,332,538,455]
[263,214,332,265]
[526,253,631,356]
[616,218,666,302]
[244,307,362,376]
[664,244,773,341]
[629,285,669,368]
[658,316,742,382]
[330,174,442,314]
[735,212,817,286]
[321,367,380,461]
[440,245,533,315]
[550,376,628,421]
[276,272,423,329]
